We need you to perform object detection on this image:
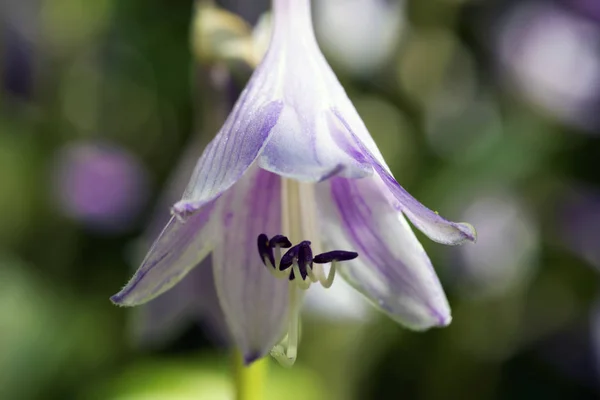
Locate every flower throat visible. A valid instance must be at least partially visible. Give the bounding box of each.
[256,179,358,366]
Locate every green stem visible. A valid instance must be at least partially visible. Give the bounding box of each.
[233,351,269,400]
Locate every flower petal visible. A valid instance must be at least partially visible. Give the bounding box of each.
[317,176,451,330]
[172,93,284,217]
[212,165,289,363]
[329,109,476,245]
[111,201,216,306]
[132,257,230,347]
[132,267,201,346]
[258,105,373,181]
[255,9,373,182]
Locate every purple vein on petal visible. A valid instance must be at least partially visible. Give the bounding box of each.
[330,177,450,327]
[328,108,476,246]
[111,201,216,306]
[175,100,284,217]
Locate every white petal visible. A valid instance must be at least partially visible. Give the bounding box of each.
[258,105,372,181]
[328,109,477,245]
[132,258,211,346]
[111,202,216,306]
[173,89,283,216]
[317,176,451,330]
[212,165,289,362]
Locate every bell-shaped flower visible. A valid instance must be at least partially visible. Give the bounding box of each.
[111,0,476,366]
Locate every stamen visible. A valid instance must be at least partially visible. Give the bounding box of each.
[305,265,320,283]
[258,233,293,278]
[313,250,358,288]
[297,241,313,271]
[278,241,316,290]
[257,233,358,367]
[279,241,309,271]
[258,235,357,288]
[292,262,311,290]
[269,235,292,249]
[313,250,359,264]
[318,262,336,289]
[257,233,275,269]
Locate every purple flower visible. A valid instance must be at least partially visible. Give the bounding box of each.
[111,0,476,366]
[51,141,149,232]
[494,2,600,131]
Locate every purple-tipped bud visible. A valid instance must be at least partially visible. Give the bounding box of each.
[257,233,276,268]
[313,250,358,264]
[269,235,292,248]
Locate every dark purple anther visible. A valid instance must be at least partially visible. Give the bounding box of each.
[297,241,313,266]
[280,243,301,271]
[261,235,358,282]
[257,233,275,268]
[313,251,358,264]
[269,235,292,248]
[289,241,313,281]
[280,240,311,270]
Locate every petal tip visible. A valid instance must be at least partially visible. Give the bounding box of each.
[110,286,151,307]
[109,292,132,307]
[412,305,451,330]
[434,310,452,328]
[414,308,451,330]
[457,222,477,244]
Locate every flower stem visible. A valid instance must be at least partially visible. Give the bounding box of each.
[233,351,269,400]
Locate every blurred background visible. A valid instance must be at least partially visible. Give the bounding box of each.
[2,0,600,398]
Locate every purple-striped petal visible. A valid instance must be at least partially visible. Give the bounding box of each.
[258,106,373,181]
[254,12,373,182]
[317,176,451,330]
[172,92,284,218]
[328,109,476,245]
[111,201,216,306]
[212,165,289,363]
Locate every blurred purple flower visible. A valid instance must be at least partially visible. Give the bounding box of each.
[51,141,149,232]
[495,2,600,130]
[112,0,475,366]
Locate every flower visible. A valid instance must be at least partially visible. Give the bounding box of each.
[51,141,149,232]
[494,2,600,131]
[111,0,476,366]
